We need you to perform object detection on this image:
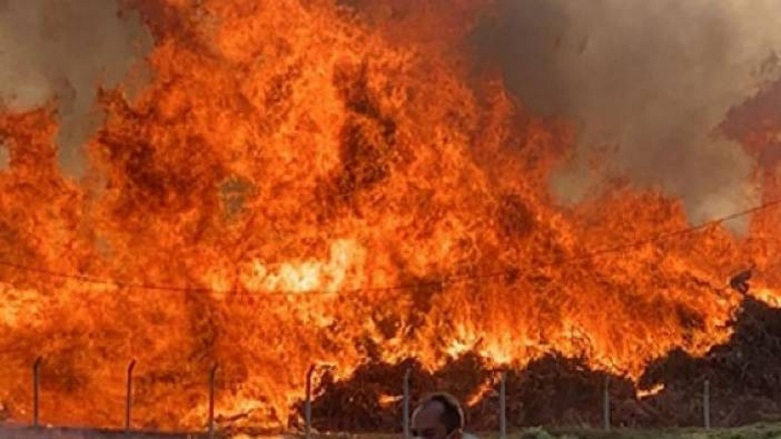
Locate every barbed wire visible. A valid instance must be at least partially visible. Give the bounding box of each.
[1,198,779,297]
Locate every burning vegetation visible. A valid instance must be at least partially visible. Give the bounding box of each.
[1,0,781,434]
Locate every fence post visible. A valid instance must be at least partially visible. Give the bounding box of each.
[499,371,507,439]
[602,376,610,431]
[304,364,335,439]
[33,357,43,428]
[208,364,218,439]
[305,365,316,439]
[403,368,411,439]
[125,359,137,433]
[703,379,711,430]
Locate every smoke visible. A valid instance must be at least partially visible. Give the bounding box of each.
[477,0,781,228]
[3,0,781,228]
[0,141,8,168]
[0,0,151,175]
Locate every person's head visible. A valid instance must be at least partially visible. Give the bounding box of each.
[411,392,465,439]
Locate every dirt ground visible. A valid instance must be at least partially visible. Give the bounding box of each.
[4,425,781,439]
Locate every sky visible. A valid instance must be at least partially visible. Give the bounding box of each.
[2,0,781,230]
[476,0,781,228]
[0,0,150,175]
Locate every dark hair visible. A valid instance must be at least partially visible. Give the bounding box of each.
[419,392,464,433]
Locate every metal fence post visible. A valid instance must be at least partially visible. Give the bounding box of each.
[703,379,711,430]
[499,371,507,439]
[403,368,411,439]
[303,363,335,439]
[33,357,43,428]
[208,364,218,439]
[305,364,316,439]
[126,359,137,433]
[602,376,611,431]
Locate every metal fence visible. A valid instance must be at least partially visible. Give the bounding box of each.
[10,359,717,438]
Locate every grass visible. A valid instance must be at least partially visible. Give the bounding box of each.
[348,425,781,439]
[471,424,781,439]
[4,425,781,439]
[301,425,781,439]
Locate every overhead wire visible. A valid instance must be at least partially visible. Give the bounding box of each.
[0,197,779,296]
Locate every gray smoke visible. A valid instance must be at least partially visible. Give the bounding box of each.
[0,141,8,168]
[477,0,781,229]
[3,0,781,229]
[0,0,151,175]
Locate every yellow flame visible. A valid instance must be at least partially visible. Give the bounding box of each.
[752,288,781,308]
[240,239,364,294]
[637,383,665,399]
[378,394,401,407]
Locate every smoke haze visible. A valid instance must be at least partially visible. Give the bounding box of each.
[0,0,151,175]
[476,0,781,228]
[3,0,781,227]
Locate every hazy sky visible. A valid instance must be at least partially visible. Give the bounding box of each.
[0,0,150,175]
[477,0,781,228]
[2,0,781,229]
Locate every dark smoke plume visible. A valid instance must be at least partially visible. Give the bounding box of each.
[3,0,781,230]
[475,0,781,230]
[0,0,151,176]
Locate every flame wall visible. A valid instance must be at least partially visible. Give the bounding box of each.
[1,0,780,432]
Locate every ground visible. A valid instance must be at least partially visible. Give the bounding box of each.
[358,426,781,439]
[486,425,781,438]
[3,425,781,439]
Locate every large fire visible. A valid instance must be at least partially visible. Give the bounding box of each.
[1,0,780,433]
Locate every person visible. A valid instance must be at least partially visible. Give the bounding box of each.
[411,392,476,439]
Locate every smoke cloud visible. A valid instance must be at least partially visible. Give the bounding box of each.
[3,0,781,229]
[476,0,781,228]
[0,0,151,175]
[0,142,8,168]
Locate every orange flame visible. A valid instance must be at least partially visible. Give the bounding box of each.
[0,0,780,433]
[636,384,665,399]
[378,394,401,408]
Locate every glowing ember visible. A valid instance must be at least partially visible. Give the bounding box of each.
[378,394,401,407]
[0,0,780,433]
[465,379,498,408]
[636,384,665,399]
[750,288,781,308]
[237,239,364,295]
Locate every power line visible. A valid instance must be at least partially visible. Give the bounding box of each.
[1,198,779,297]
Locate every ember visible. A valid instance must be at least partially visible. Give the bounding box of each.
[1,0,780,434]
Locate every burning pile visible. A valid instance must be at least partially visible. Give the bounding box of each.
[300,296,781,433]
[1,0,780,433]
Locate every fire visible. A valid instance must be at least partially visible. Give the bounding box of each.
[237,239,364,295]
[465,378,499,408]
[750,288,781,308]
[1,0,781,433]
[378,394,401,408]
[636,384,665,399]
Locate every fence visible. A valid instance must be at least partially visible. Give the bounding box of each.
[9,359,718,438]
